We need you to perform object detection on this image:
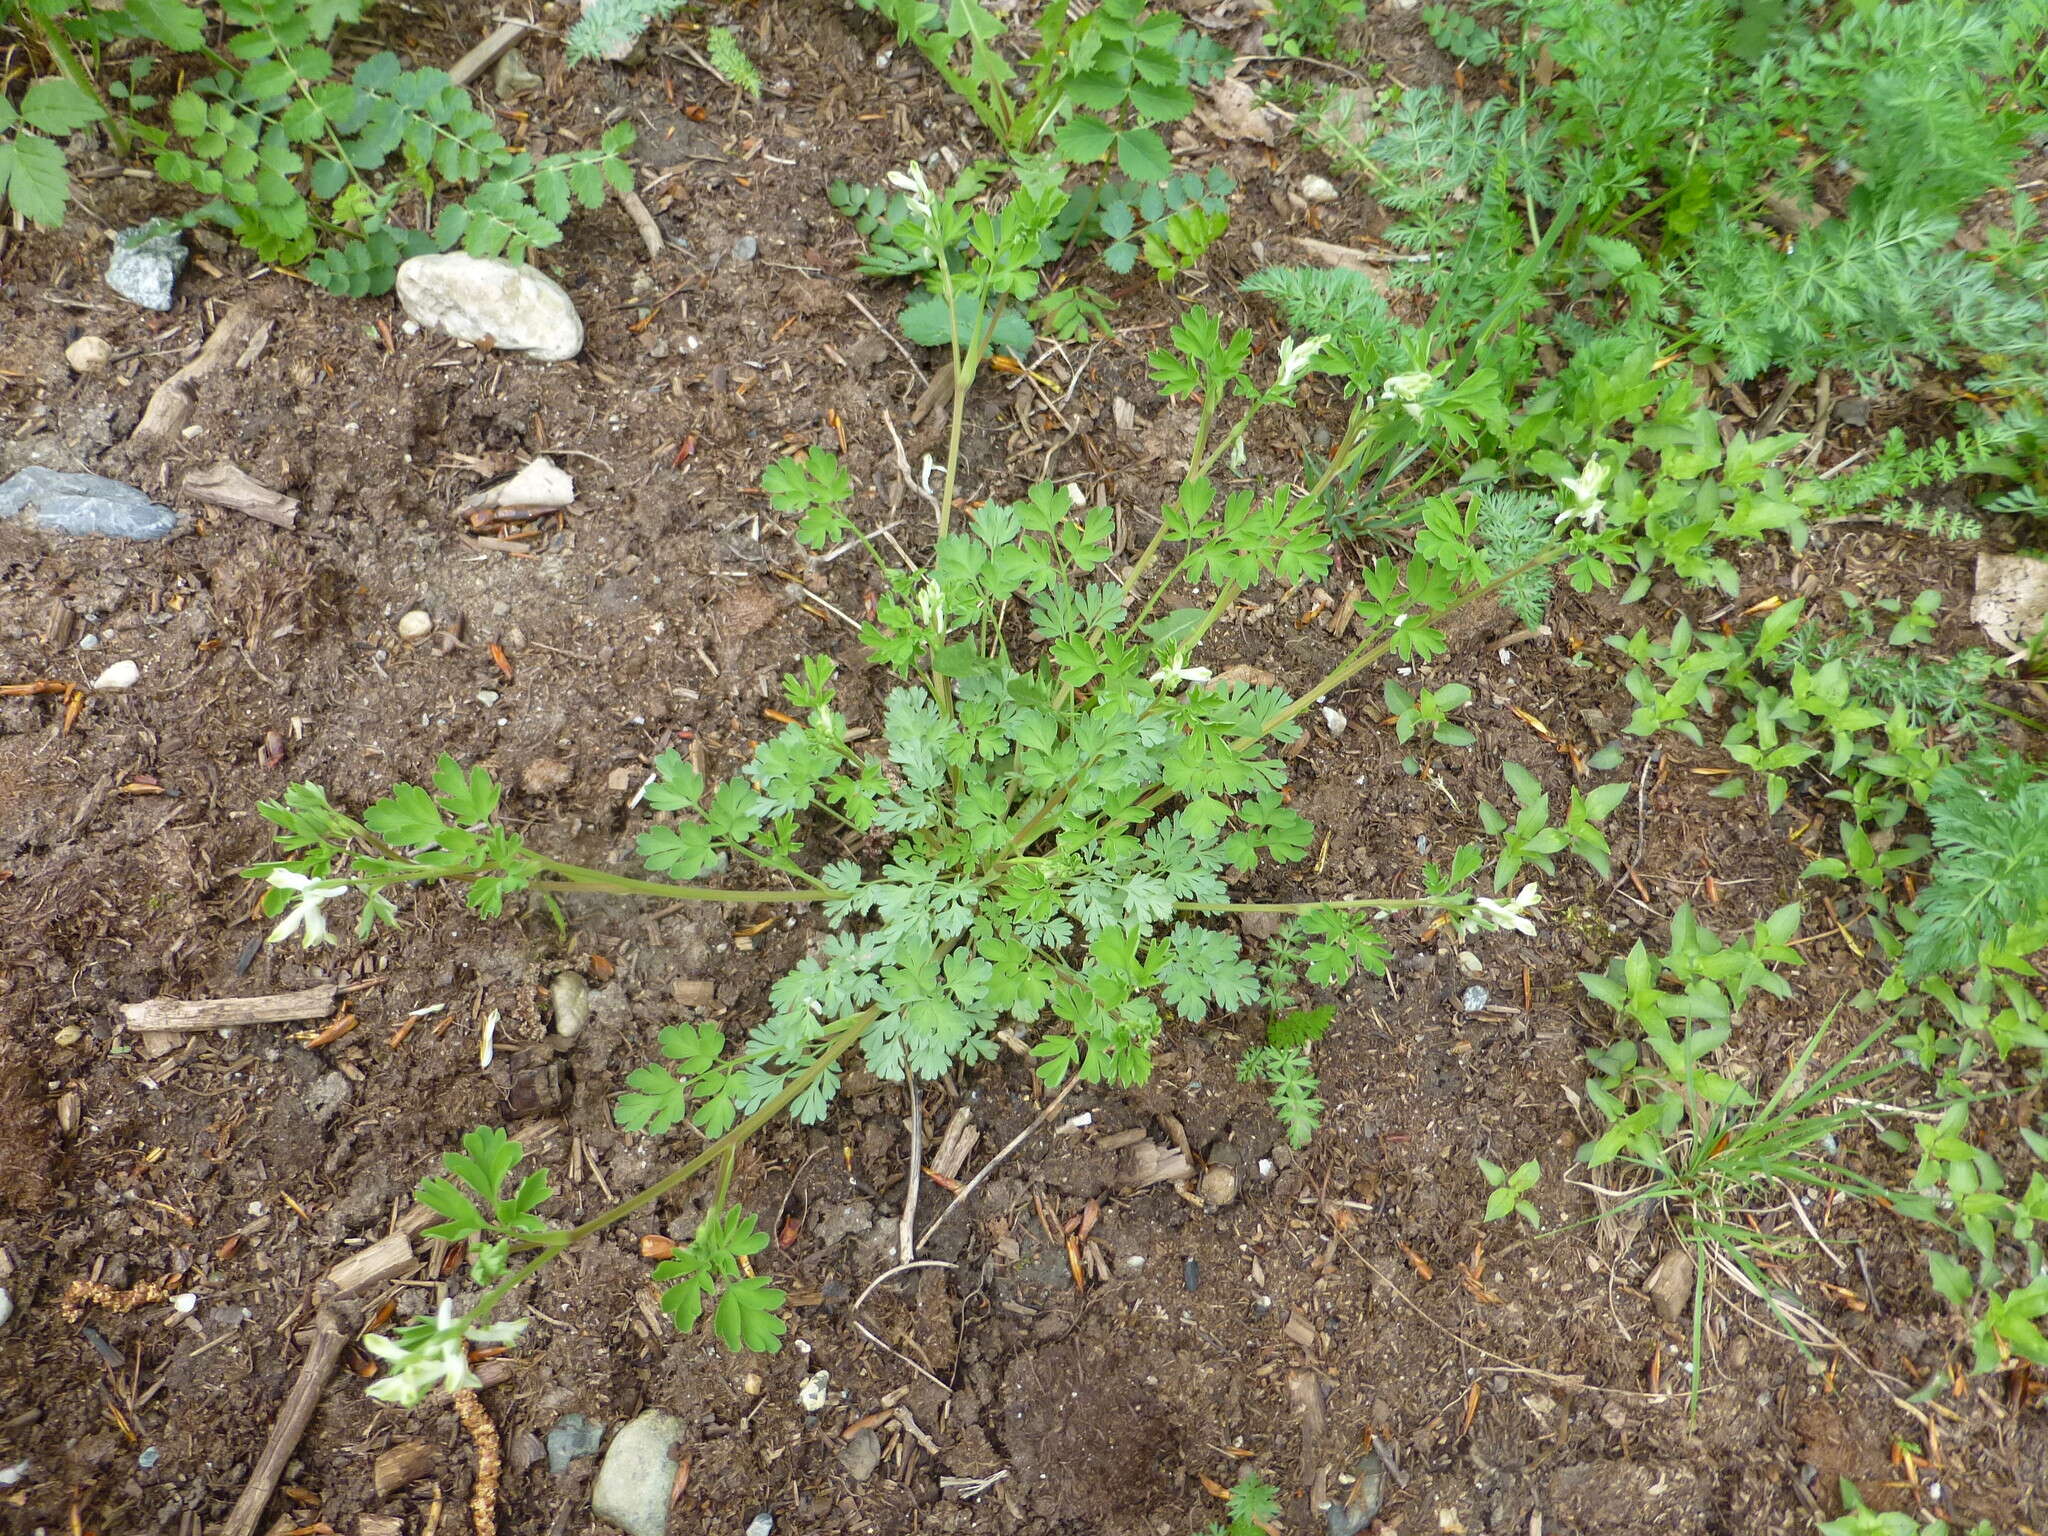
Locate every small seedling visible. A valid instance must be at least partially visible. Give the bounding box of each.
[1478,1156,1542,1228]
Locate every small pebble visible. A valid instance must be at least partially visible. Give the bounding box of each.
[1198,1165,1239,1208]
[744,1517,775,1536]
[798,1369,830,1412]
[396,610,432,640]
[837,1427,882,1483]
[90,660,139,691]
[1461,984,1489,1013]
[1183,1258,1201,1293]
[78,633,100,650]
[170,1293,196,1314]
[53,1026,83,1048]
[0,1289,13,1329]
[1322,706,1348,734]
[551,972,592,1038]
[546,1412,605,1477]
[1299,174,1339,203]
[65,336,114,374]
[137,1447,159,1470]
[731,235,759,263]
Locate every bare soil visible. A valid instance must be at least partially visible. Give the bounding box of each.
[2,4,2043,1535]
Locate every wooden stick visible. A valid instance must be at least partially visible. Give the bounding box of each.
[320,1231,416,1299]
[131,304,273,444]
[615,183,665,261]
[449,20,530,87]
[218,1307,351,1536]
[120,984,338,1035]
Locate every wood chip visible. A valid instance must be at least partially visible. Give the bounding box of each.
[184,462,300,529]
[373,1440,436,1498]
[929,1109,980,1182]
[321,1231,416,1299]
[131,303,272,444]
[1117,1140,1195,1189]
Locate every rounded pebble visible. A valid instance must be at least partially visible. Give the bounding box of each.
[65,336,115,374]
[91,660,139,691]
[1299,174,1339,203]
[1461,984,1490,1012]
[397,610,432,640]
[551,971,592,1038]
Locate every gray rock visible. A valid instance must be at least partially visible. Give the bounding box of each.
[395,252,584,361]
[730,235,758,263]
[1460,984,1489,1013]
[493,48,542,98]
[743,1516,774,1536]
[107,221,188,310]
[0,467,176,541]
[1323,1448,1385,1535]
[302,1071,353,1127]
[813,1199,874,1248]
[547,1413,605,1476]
[837,1427,881,1483]
[591,1410,685,1536]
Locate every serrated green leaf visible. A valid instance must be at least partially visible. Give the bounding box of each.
[0,135,70,227]
[20,79,104,135]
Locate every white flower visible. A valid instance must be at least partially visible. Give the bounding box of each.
[913,577,946,633]
[265,868,349,948]
[363,1300,528,1407]
[1275,334,1328,388]
[1149,650,1213,690]
[1378,371,1434,420]
[884,164,935,222]
[1554,456,1610,531]
[1468,883,1543,936]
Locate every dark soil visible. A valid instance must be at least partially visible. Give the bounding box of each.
[2,4,2043,1536]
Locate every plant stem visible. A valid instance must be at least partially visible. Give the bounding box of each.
[463,1010,877,1324]
[1176,896,1458,914]
[529,856,837,903]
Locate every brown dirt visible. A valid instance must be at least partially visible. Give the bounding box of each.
[2,4,2043,1536]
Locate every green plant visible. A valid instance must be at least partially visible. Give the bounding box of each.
[1422,3,1501,66]
[0,70,102,225]
[1478,1154,1542,1228]
[1822,1480,2001,1536]
[1196,1471,1284,1536]
[4,0,635,293]
[1239,1005,1333,1148]
[248,299,1567,1398]
[565,0,685,64]
[1383,680,1474,748]
[1576,915,1914,1402]
[1141,201,1228,281]
[1476,760,1626,889]
[1299,0,2048,389]
[1262,0,1366,60]
[705,25,763,97]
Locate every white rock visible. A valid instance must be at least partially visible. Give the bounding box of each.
[462,456,575,513]
[1299,174,1339,203]
[395,253,585,362]
[397,610,433,640]
[65,336,115,374]
[91,660,139,691]
[797,1369,830,1411]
